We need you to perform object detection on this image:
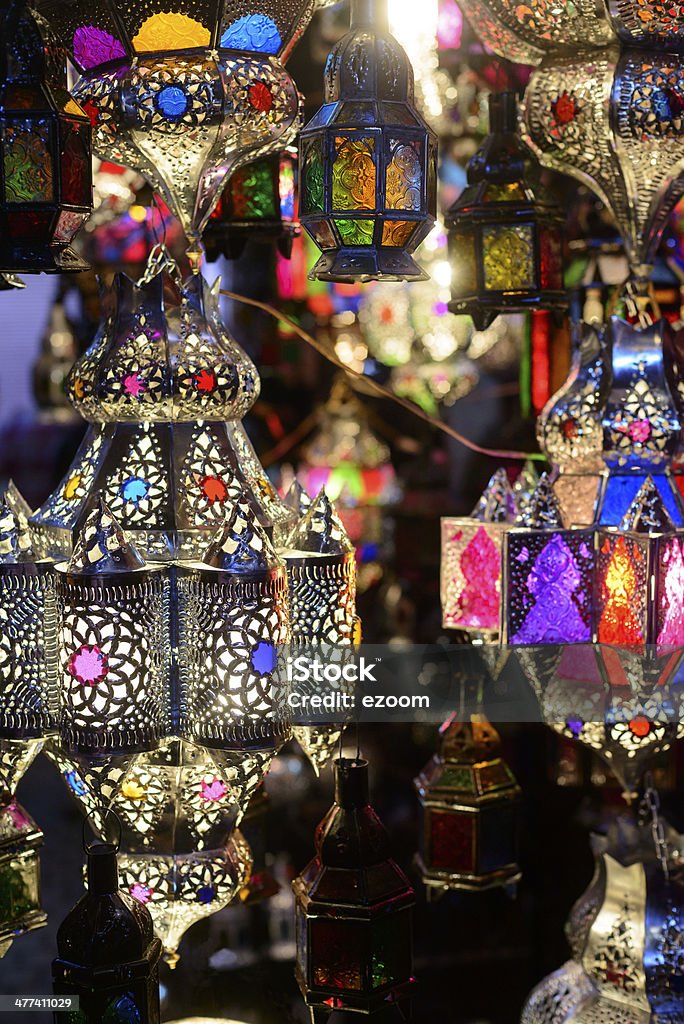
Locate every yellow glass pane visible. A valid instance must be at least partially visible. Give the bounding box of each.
[385,140,422,211]
[449,231,477,296]
[381,220,414,247]
[482,224,535,291]
[332,137,376,212]
[132,13,210,50]
[482,182,527,202]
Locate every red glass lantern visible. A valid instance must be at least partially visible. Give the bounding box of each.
[0,0,92,273]
[293,758,415,1016]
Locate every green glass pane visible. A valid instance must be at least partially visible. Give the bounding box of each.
[3,119,53,202]
[371,912,412,990]
[482,224,535,291]
[332,135,376,211]
[231,160,277,220]
[302,139,324,214]
[439,766,474,790]
[334,218,374,246]
[386,138,422,211]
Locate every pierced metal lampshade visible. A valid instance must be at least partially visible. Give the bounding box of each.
[299,0,437,282]
[0,0,92,273]
[446,92,565,331]
[203,149,298,261]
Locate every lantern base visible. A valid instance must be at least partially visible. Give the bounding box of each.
[0,245,88,275]
[448,293,567,332]
[0,274,24,290]
[416,855,521,896]
[309,249,428,284]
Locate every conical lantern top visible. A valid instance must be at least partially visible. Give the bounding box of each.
[203,501,280,573]
[619,476,674,533]
[0,485,32,563]
[519,472,564,529]
[472,468,517,523]
[67,498,146,573]
[287,490,353,555]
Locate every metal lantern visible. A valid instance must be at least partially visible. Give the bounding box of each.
[414,715,521,896]
[299,0,438,283]
[504,474,595,645]
[203,149,298,261]
[177,500,290,752]
[441,469,517,637]
[54,499,171,756]
[293,758,415,1015]
[446,92,565,331]
[0,0,92,273]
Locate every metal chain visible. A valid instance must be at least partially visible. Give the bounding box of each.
[136,243,182,288]
[642,770,670,881]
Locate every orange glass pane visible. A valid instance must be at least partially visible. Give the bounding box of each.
[132,13,210,50]
[381,220,414,247]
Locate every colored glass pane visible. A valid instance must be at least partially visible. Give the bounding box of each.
[0,858,37,922]
[482,224,535,291]
[220,14,281,53]
[599,473,684,527]
[3,120,53,202]
[54,210,86,243]
[279,160,295,222]
[231,161,277,220]
[509,533,592,644]
[657,537,684,644]
[439,766,474,791]
[3,86,43,110]
[132,13,210,51]
[597,536,645,644]
[479,806,516,873]
[73,26,127,70]
[311,918,365,991]
[305,220,335,249]
[482,182,527,202]
[457,525,500,630]
[6,209,53,243]
[478,761,515,793]
[334,218,374,246]
[60,122,90,206]
[381,219,414,247]
[386,139,422,210]
[102,992,142,1024]
[540,226,563,288]
[332,136,376,211]
[302,139,324,214]
[429,809,474,872]
[156,85,189,119]
[449,230,477,296]
[371,912,411,989]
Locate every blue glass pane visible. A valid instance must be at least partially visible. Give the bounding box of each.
[599,473,684,526]
[220,15,281,53]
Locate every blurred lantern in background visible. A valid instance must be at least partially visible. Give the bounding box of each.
[299,0,437,282]
[0,0,92,274]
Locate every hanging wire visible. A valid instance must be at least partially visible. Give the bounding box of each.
[220,288,545,463]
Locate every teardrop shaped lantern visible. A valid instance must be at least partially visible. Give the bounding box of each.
[0,0,92,274]
[299,0,438,282]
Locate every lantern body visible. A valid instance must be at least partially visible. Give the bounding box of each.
[293,759,415,1013]
[446,93,565,331]
[0,1,92,273]
[299,0,437,282]
[0,800,46,957]
[414,717,521,894]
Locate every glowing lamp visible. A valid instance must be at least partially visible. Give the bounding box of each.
[414,715,521,895]
[445,92,565,331]
[440,469,516,637]
[299,0,438,282]
[0,799,46,958]
[293,758,415,1014]
[203,150,298,261]
[504,474,594,645]
[0,0,92,273]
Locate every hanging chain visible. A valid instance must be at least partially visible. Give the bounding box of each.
[641,771,670,881]
[136,242,182,288]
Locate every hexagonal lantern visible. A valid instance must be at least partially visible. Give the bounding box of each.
[414,715,521,896]
[446,92,564,330]
[0,0,92,273]
[299,0,437,283]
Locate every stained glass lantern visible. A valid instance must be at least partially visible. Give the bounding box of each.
[0,0,92,274]
[414,715,521,895]
[54,500,171,756]
[504,474,594,645]
[293,758,415,1015]
[203,149,298,261]
[595,476,684,646]
[446,92,565,331]
[440,469,517,637]
[298,0,438,282]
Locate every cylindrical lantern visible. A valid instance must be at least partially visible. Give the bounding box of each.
[177,500,290,751]
[55,499,171,755]
[441,468,517,637]
[446,92,565,331]
[293,758,415,1015]
[414,715,521,895]
[0,0,92,273]
[299,0,438,282]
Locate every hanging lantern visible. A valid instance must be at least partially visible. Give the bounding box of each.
[203,149,298,261]
[293,758,415,1015]
[446,92,565,331]
[53,827,162,1022]
[440,469,517,636]
[54,499,171,756]
[0,0,92,274]
[298,0,438,283]
[504,474,595,645]
[414,715,521,895]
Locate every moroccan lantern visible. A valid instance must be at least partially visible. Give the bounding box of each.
[446,92,565,331]
[414,715,521,895]
[293,758,415,1014]
[298,0,438,282]
[0,0,92,274]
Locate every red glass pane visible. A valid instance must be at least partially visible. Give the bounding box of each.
[540,226,563,289]
[60,121,91,206]
[5,209,54,243]
[311,918,366,992]
[429,809,474,872]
